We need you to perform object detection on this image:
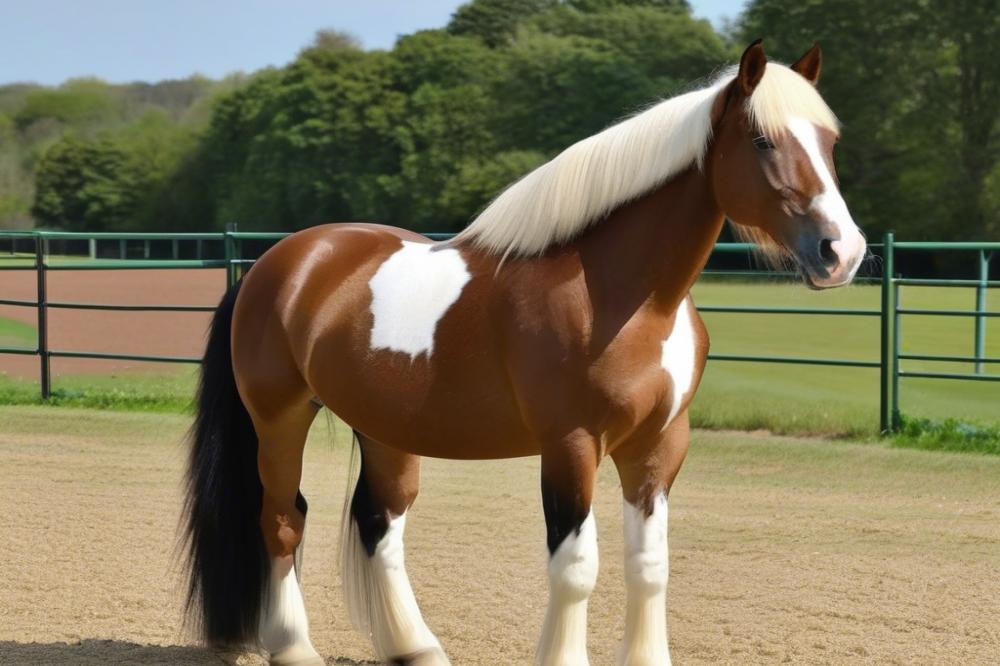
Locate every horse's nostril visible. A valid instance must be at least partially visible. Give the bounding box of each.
[819,238,838,267]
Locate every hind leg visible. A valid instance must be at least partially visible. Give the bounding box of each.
[250,398,325,666]
[342,434,448,665]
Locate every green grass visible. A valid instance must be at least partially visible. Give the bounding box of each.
[689,279,999,442]
[0,368,196,412]
[892,416,1000,455]
[0,315,36,349]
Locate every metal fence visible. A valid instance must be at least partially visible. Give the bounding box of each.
[1,229,996,433]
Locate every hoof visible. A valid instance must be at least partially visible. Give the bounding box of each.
[391,646,451,666]
[269,643,325,666]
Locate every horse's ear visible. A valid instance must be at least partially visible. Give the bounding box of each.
[737,39,767,96]
[791,43,822,85]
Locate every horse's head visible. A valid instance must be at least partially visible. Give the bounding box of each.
[709,40,866,289]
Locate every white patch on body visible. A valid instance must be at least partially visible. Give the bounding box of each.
[660,298,696,425]
[259,556,322,664]
[368,241,471,359]
[341,511,443,660]
[620,494,671,666]
[537,511,599,666]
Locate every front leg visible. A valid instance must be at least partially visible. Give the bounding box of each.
[536,431,600,666]
[611,411,691,666]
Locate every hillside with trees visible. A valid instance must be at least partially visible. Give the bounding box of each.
[1,0,996,240]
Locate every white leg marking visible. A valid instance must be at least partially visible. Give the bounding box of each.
[537,511,599,666]
[620,494,671,666]
[660,297,696,426]
[368,241,471,359]
[341,512,444,661]
[259,555,322,664]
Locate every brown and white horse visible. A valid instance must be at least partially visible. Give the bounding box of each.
[183,41,865,666]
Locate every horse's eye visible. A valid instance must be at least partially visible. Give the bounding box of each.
[752,135,775,151]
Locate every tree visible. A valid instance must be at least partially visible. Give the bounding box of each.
[14,79,121,132]
[932,0,1000,238]
[448,0,555,47]
[495,30,656,154]
[530,3,732,93]
[32,136,137,231]
[566,0,690,12]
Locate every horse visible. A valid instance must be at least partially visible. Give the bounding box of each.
[182,40,866,666]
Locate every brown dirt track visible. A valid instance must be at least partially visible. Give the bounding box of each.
[1,407,998,665]
[0,268,224,378]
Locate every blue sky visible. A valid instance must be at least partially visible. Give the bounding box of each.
[0,1,746,87]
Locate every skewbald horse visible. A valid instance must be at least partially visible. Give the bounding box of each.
[183,41,866,665]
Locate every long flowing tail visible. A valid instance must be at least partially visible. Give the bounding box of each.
[182,280,268,646]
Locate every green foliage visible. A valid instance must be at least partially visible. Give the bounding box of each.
[567,0,690,13]
[894,416,1000,456]
[439,150,548,222]
[29,112,199,231]
[32,136,137,230]
[530,4,731,90]
[14,79,121,132]
[496,30,655,153]
[0,75,222,229]
[447,0,555,47]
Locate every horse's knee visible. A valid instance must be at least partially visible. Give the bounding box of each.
[261,493,307,558]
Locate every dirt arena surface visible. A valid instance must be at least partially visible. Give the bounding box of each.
[0,268,224,378]
[1,407,998,665]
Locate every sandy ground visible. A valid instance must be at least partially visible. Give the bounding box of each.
[0,268,224,378]
[1,407,998,665]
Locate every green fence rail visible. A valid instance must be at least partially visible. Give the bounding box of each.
[1,229,996,433]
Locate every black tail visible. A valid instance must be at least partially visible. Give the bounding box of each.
[182,280,267,645]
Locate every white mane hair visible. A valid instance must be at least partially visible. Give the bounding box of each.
[455,62,840,258]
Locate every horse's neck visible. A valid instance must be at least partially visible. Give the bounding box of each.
[572,166,725,316]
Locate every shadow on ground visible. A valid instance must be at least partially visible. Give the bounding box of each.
[0,640,377,665]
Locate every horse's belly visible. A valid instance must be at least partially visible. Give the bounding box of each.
[308,301,535,459]
[319,355,537,459]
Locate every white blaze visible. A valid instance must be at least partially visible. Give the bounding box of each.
[620,494,671,666]
[537,512,599,666]
[787,116,865,275]
[368,241,471,359]
[660,298,696,425]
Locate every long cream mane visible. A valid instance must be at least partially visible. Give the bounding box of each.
[455,62,839,258]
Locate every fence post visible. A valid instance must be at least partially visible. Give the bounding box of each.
[35,233,51,400]
[879,231,895,434]
[891,278,902,431]
[224,222,238,289]
[88,237,96,259]
[974,250,990,374]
